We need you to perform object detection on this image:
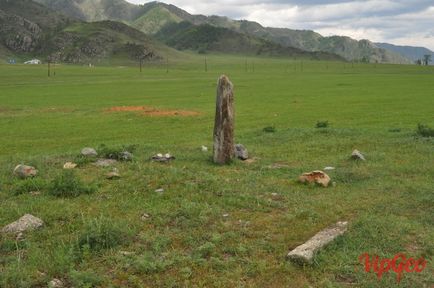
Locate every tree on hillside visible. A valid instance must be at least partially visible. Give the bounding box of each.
[423,54,432,65]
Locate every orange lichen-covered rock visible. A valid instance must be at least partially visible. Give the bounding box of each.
[298,170,331,187]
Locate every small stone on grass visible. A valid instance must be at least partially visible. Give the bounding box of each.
[63,162,77,169]
[151,153,175,162]
[299,170,331,187]
[235,144,248,160]
[106,171,121,180]
[287,221,348,264]
[13,165,37,179]
[81,147,98,157]
[48,278,64,288]
[1,214,44,234]
[94,159,117,167]
[351,149,366,161]
[323,166,335,171]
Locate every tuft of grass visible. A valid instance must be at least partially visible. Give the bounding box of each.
[416,123,434,137]
[316,120,329,128]
[194,242,216,259]
[262,126,276,133]
[96,144,136,160]
[73,155,96,166]
[132,252,176,274]
[48,170,96,198]
[388,128,401,133]
[69,270,103,287]
[11,178,47,195]
[78,217,132,252]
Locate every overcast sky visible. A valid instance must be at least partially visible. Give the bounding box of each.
[125,0,434,50]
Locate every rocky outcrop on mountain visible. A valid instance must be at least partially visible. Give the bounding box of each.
[0,10,42,52]
[0,1,161,63]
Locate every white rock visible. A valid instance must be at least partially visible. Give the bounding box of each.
[48,278,64,288]
[323,166,335,171]
[287,221,348,264]
[351,149,366,161]
[63,162,77,169]
[1,214,44,234]
[81,147,97,157]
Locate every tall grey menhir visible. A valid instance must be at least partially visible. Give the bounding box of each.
[213,75,235,164]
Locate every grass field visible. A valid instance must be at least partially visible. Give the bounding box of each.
[0,55,433,287]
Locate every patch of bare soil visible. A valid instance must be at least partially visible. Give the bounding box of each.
[38,107,75,113]
[107,106,201,117]
[0,107,14,113]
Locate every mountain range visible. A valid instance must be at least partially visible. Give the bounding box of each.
[0,0,167,63]
[2,0,432,64]
[375,43,433,63]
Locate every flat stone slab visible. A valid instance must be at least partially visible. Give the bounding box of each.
[287,221,348,264]
[151,153,175,163]
[1,214,44,234]
[94,159,117,167]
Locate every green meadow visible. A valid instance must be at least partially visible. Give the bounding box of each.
[0,55,433,287]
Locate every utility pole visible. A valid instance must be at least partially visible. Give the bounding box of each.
[166,56,169,73]
[205,57,208,72]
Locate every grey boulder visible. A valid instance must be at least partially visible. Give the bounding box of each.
[119,151,133,161]
[1,214,44,234]
[81,147,98,157]
[235,144,248,160]
[13,164,38,179]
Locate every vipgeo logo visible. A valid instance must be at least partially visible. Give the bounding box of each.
[358,253,428,283]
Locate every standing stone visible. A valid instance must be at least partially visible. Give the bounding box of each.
[213,75,235,164]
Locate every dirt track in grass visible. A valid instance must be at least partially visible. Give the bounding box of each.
[106,106,201,117]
